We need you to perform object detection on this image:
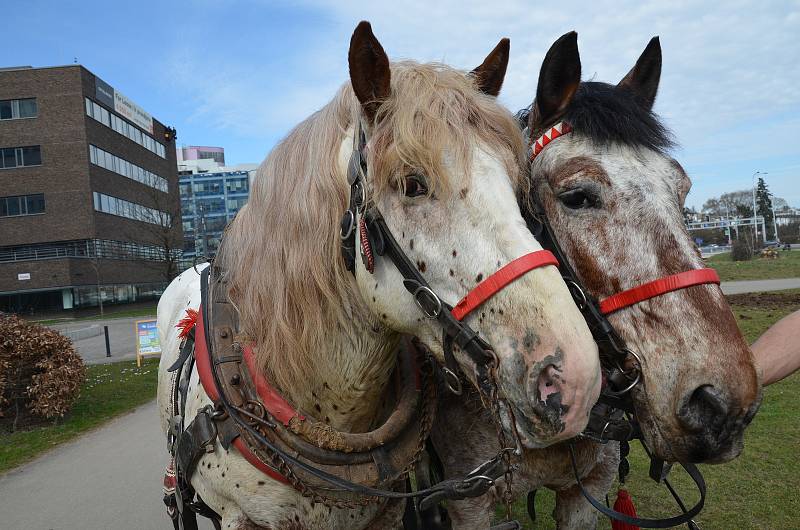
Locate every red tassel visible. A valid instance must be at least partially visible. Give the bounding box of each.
[611,488,640,530]
[176,308,198,339]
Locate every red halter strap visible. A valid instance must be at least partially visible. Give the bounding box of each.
[451,250,559,321]
[598,268,720,315]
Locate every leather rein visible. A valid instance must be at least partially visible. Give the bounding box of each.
[524,121,719,529]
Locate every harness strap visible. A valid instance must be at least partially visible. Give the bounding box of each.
[599,269,721,315]
[568,443,706,528]
[451,251,559,321]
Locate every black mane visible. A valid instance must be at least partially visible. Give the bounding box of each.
[517,81,675,153]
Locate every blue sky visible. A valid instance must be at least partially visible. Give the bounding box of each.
[3,0,798,210]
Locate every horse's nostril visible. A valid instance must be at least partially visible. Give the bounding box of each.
[677,385,728,432]
[537,364,561,402]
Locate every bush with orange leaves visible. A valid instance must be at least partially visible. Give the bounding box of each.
[0,314,86,430]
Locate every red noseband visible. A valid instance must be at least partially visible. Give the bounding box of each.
[451,250,559,321]
[598,268,721,315]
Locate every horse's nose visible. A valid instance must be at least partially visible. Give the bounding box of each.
[677,385,729,432]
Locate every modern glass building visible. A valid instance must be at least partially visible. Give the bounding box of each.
[179,170,250,264]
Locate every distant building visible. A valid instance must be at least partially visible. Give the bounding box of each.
[0,65,180,314]
[178,145,225,165]
[179,167,254,265]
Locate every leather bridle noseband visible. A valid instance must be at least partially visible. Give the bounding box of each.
[523,121,721,529]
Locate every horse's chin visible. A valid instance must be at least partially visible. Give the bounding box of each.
[499,401,565,450]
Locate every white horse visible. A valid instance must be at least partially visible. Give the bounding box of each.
[431,32,762,529]
[156,23,600,530]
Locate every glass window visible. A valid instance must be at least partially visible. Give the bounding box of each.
[0,100,12,119]
[18,99,37,118]
[21,146,41,166]
[6,196,21,216]
[100,107,110,126]
[25,194,44,214]
[85,98,92,116]
[1,147,15,168]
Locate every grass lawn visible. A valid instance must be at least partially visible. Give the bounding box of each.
[708,250,800,282]
[0,358,159,474]
[506,292,800,529]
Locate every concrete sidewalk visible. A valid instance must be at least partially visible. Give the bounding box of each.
[0,401,213,530]
[720,278,800,295]
[48,316,154,365]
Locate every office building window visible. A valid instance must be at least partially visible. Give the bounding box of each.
[89,144,168,192]
[192,179,223,196]
[85,98,166,158]
[93,191,169,225]
[0,193,45,217]
[225,177,248,194]
[0,145,42,168]
[0,98,37,120]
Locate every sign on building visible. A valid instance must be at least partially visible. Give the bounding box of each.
[95,76,154,133]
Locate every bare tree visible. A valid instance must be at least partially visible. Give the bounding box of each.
[124,183,184,283]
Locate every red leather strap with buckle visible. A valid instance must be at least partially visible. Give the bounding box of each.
[598,268,720,315]
[192,306,290,484]
[451,250,559,321]
[242,344,305,427]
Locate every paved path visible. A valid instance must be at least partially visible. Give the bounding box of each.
[48,316,154,365]
[0,401,213,530]
[720,278,800,295]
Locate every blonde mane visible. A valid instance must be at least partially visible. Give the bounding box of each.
[218,61,525,393]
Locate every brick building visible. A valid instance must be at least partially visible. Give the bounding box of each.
[0,65,181,314]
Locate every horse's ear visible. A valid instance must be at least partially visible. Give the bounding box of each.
[531,31,581,129]
[470,38,510,96]
[618,36,662,110]
[348,21,391,123]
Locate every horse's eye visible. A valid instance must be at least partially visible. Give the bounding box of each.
[558,188,598,210]
[404,175,428,198]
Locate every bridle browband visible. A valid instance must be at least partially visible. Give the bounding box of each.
[525,120,719,529]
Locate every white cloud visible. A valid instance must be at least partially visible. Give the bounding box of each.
[165,0,800,204]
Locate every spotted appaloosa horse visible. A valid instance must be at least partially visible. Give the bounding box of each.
[432,32,763,529]
[156,23,601,530]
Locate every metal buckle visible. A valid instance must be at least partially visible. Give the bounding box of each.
[442,367,463,395]
[413,285,442,318]
[565,279,588,309]
[339,210,355,240]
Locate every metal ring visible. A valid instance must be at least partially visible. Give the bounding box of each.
[442,367,463,396]
[614,348,643,379]
[599,420,612,442]
[462,475,494,486]
[606,369,641,396]
[413,285,442,319]
[565,279,588,310]
[339,210,355,240]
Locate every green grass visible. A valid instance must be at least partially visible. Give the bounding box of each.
[708,250,800,282]
[0,358,159,473]
[504,296,800,529]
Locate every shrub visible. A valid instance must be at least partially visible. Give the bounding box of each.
[0,314,86,430]
[731,239,754,261]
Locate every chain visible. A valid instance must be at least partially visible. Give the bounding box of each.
[482,363,516,522]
